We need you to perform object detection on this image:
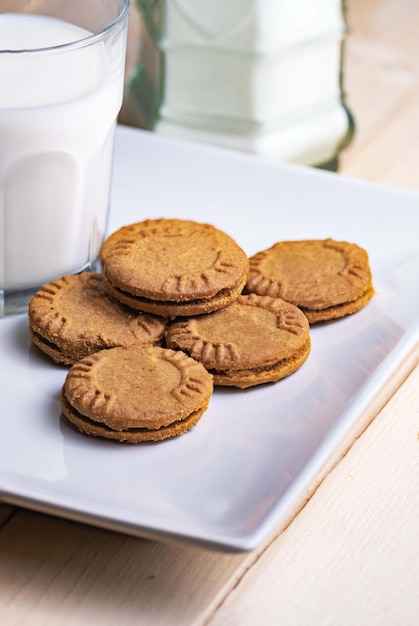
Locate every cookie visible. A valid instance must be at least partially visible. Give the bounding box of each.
[246,238,374,323]
[28,273,167,365]
[61,346,214,442]
[100,220,151,265]
[102,218,249,317]
[165,293,311,388]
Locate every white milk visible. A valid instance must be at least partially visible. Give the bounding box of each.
[0,13,124,291]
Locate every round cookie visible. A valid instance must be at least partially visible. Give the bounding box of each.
[246,238,374,323]
[165,293,311,388]
[102,218,249,317]
[29,273,167,365]
[61,346,214,442]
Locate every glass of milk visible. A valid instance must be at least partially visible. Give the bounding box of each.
[0,0,129,316]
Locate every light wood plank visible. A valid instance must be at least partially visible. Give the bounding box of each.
[340,0,419,189]
[0,513,251,626]
[342,90,419,188]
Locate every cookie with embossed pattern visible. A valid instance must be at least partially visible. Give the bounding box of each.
[102,218,249,317]
[28,273,167,365]
[61,346,213,442]
[100,218,171,265]
[246,239,374,323]
[165,294,310,388]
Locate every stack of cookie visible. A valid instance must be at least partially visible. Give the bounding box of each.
[28,218,374,443]
[246,238,375,324]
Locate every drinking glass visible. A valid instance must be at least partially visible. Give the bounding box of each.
[0,0,130,316]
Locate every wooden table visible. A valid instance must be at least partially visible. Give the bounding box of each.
[1,1,418,623]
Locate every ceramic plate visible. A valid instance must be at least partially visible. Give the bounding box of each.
[1,126,418,552]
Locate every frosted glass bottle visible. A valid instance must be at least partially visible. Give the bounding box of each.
[125,0,354,170]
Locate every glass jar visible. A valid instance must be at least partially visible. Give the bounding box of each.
[124,0,354,170]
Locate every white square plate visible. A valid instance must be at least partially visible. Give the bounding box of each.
[1,126,418,552]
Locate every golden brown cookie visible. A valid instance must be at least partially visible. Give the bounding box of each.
[246,239,374,323]
[100,221,146,265]
[102,218,249,317]
[165,293,311,388]
[28,273,167,365]
[61,346,214,442]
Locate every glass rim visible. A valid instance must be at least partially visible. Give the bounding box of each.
[0,0,130,54]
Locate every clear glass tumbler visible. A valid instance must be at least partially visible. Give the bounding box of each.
[0,0,129,316]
